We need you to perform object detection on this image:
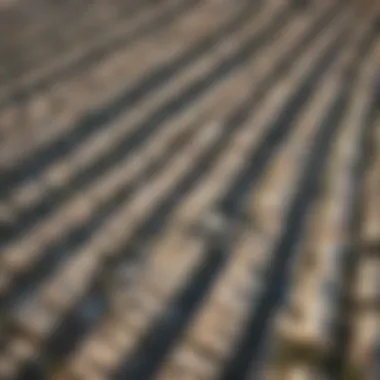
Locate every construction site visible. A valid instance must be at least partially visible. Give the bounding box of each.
[0,0,379,379]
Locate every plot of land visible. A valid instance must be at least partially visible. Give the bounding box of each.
[0,0,379,379]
